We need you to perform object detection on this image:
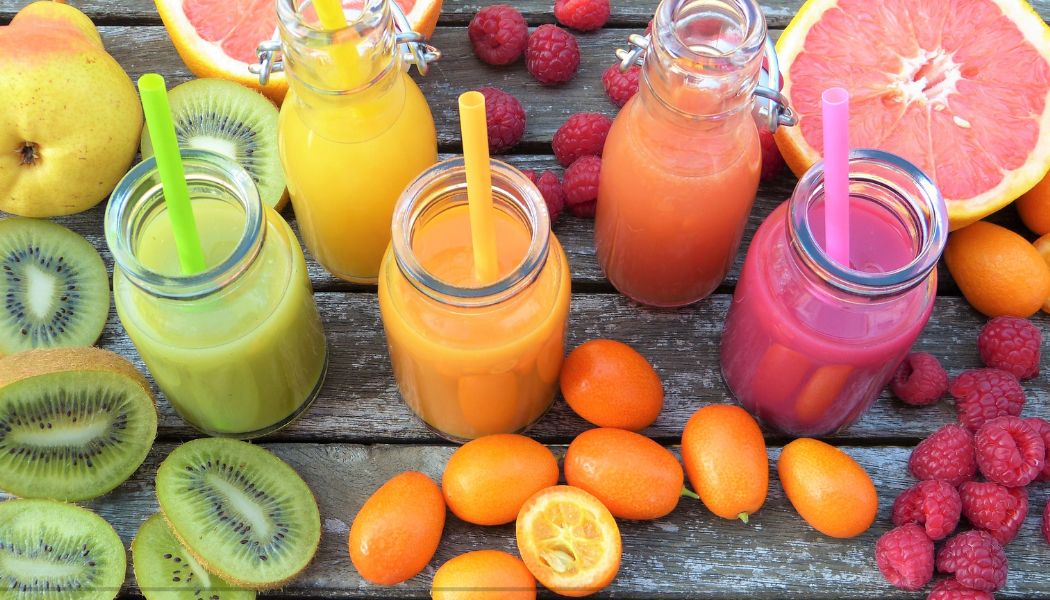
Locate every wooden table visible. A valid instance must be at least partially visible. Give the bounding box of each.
[4,0,1050,597]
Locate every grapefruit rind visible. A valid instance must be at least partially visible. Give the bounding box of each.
[774,0,1050,230]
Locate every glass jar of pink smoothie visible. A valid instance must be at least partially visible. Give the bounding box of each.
[720,149,948,436]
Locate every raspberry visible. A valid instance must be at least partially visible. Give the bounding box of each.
[977,316,1042,380]
[552,112,612,167]
[525,170,565,223]
[891,352,949,406]
[602,63,641,108]
[949,368,1025,431]
[563,156,601,218]
[975,415,1045,487]
[1024,417,1050,481]
[959,481,1028,544]
[875,524,934,591]
[928,578,995,600]
[759,129,785,181]
[526,24,580,85]
[935,530,1007,592]
[909,424,977,486]
[468,4,529,66]
[891,480,962,541]
[477,87,526,154]
[554,0,610,31]
[1043,499,1050,545]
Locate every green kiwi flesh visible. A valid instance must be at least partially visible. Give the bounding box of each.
[0,348,158,501]
[132,514,255,600]
[0,218,110,356]
[0,498,126,600]
[139,79,286,209]
[155,438,320,590]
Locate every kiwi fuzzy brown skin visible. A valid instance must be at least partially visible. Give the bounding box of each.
[0,347,157,501]
[155,439,322,591]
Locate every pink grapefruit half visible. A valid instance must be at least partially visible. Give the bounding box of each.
[774,0,1050,230]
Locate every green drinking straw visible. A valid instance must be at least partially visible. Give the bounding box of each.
[137,73,207,275]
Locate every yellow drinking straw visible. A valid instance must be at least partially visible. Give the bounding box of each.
[137,73,207,275]
[458,91,500,284]
[313,0,368,89]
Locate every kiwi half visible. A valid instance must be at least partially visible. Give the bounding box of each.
[132,513,256,600]
[155,438,321,590]
[140,79,287,210]
[0,498,126,600]
[0,347,157,501]
[0,218,110,356]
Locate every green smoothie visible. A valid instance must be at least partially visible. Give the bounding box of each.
[114,198,327,437]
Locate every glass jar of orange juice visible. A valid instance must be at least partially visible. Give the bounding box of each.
[378,159,572,441]
[595,0,795,307]
[273,0,438,283]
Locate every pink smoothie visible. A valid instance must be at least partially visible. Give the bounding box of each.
[720,198,936,435]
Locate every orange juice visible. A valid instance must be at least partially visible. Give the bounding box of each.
[378,159,571,440]
[276,0,437,283]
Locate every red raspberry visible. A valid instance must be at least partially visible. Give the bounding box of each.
[602,63,641,108]
[477,87,526,154]
[875,524,934,591]
[563,155,601,218]
[959,481,1028,544]
[928,578,995,600]
[975,415,1045,487]
[554,0,609,31]
[526,24,580,85]
[949,368,1025,431]
[1024,417,1050,481]
[891,480,961,541]
[468,4,529,66]
[759,129,785,181]
[891,352,949,406]
[909,424,977,486]
[978,316,1041,380]
[552,112,612,167]
[1043,499,1050,545]
[935,530,1007,592]
[525,169,565,223]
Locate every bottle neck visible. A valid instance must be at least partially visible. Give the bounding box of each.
[787,150,948,298]
[105,150,265,300]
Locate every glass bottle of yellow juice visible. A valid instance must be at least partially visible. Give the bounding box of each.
[276,0,438,283]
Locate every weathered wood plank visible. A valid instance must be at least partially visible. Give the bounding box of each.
[8,443,1046,599]
[84,292,1050,444]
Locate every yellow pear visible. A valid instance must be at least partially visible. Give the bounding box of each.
[0,1,143,217]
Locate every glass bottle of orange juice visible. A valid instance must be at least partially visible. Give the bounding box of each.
[378,159,572,441]
[273,0,438,283]
[595,0,795,307]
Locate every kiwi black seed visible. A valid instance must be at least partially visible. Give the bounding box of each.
[0,218,110,356]
[139,78,287,210]
[132,513,256,600]
[155,438,320,590]
[0,498,126,600]
[0,347,157,501]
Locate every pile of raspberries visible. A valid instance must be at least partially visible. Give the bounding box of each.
[876,316,1047,597]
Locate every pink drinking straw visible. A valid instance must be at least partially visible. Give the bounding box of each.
[822,87,850,266]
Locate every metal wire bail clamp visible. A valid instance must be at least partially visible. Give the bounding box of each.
[250,0,442,85]
[615,34,797,133]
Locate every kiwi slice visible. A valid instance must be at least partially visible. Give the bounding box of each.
[155,438,321,590]
[0,498,126,600]
[0,218,110,356]
[140,79,287,210]
[132,514,256,600]
[0,347,157,501]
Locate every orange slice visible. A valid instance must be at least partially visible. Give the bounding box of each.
[516,486,621,597]
[774,0,1050,230]
[154,0,443,105]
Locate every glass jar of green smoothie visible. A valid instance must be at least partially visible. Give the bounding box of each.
[106,149,328,438]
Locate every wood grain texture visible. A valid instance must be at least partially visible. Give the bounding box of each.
[3,443,1046,599]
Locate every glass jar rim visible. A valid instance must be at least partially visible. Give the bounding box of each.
[655,0,767,69]
[390,157,551,308]
[788,148,948,297]
[104,149,264,300]
[277,0,385,43]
